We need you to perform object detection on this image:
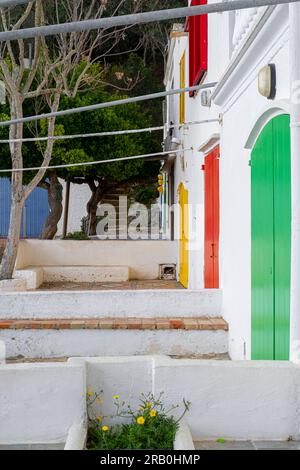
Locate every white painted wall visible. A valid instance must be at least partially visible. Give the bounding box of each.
[165,5,230,290]
[1,356,299,443]
[214,6,290,359]
[0,363,86,444]
[57,180,91,236]
[69,355,300,440]
[15,239,177,280]
[166,5,293,359]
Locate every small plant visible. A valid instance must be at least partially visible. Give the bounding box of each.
[65,231,89,240]
[86,391,190,450]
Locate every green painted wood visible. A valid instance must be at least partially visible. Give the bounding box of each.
[273,115,291,360]
[251,119,275,360]
[251,115,291,360]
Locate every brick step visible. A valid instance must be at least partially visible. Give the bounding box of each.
[0,317,228,331]
[0,317,229,359]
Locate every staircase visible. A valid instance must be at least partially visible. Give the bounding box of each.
[97,191,156,239]
[0,289,229,360]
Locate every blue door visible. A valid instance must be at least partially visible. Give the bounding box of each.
[0,178,48,238]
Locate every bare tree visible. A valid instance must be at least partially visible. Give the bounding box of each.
[0,0,143,280]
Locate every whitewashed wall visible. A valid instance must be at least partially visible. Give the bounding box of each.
[165,7,230,289]
[0,363,86,444]
[70,355,300,441]
[214,5,290,359]
[57,180,91,236]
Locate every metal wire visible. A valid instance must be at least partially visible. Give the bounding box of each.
[0,119,220,144]
[0,83,217,128]
[0,148,192,173]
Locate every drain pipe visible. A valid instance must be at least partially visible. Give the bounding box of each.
[289,3,300,363]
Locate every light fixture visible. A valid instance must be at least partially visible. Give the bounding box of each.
[258,64,276,100]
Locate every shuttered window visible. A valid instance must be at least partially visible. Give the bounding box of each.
[188,0,208,94]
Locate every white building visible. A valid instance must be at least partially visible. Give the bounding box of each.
[163,1,300,361]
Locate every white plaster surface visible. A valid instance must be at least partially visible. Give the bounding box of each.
[43,266,129,283]
[0,289,222,319]
[0,363,86,444]
[14,267,44,290]
[153,357,300,441]
[0,279,27,291]
[71,356,300,441]
[15,240,177,280]
[64,422,87,450]
[1,329,228,359]
[174,421,195,450]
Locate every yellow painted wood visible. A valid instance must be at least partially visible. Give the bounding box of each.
[179,183,189,288]
[179,52,186,124]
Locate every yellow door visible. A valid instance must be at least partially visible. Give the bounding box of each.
[179,184,189,288]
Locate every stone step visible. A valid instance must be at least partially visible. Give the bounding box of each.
[0,317,228,359]
[0,289,222,319]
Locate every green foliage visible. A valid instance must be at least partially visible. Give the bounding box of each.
[65,231,89,240]
[133,183,158,206]
[87,391,190,451]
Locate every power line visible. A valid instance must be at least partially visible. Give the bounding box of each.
[0,0,297,42]
[0,83,216,128]
[0,119,220,143]
[0,148,192,173]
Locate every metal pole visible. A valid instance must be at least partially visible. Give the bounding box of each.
[0,0,298,42]
[0,148,192,174]
[0,83,217,128]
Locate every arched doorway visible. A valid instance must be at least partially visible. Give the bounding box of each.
[251,114,291,360]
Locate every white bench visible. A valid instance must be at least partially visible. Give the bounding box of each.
[14,265,130,289]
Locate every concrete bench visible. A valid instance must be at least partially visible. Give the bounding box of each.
[14,265,130,289]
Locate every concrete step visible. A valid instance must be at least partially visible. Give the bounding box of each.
[0,289,222,318]
[0,317,228,359]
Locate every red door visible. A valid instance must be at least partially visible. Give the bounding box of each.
[204,146,220,288]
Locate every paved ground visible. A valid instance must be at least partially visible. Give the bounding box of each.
[38,279,184,290]
[194,440,300,450]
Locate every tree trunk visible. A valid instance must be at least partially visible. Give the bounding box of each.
[0,97,24,281]
[86,179,107,236]
[0,198,24,280]
[41,172,63,240]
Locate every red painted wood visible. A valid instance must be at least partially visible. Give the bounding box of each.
[204,146,220,288]
[188,0,208,94]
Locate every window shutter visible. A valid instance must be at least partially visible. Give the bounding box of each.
[188,0,208,94]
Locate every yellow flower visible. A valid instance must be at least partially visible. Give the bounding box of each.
[150,410,157,418]
[96,417,102,423]
[87,390,93,397]
[113,395,120,400]
[137,416,145,425]
[102,425,109,432]
[146,402,152,408]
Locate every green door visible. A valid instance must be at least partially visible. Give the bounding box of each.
[251,114,291,360]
